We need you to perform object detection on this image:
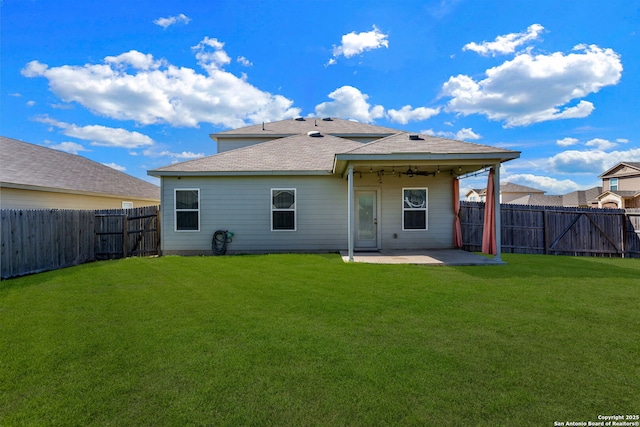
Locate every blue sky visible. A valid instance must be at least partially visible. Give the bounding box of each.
[2,0,639,194]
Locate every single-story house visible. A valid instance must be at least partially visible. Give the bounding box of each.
[0,136,160,210]
[148,118,520,259]
[597,162,640,209]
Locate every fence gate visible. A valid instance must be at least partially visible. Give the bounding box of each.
[544,210,624,256]
[95,206,160,260]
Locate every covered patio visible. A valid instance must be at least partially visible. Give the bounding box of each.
[339,249,505,266]
[333,133,520,263]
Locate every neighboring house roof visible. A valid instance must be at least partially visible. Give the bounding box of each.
[507,194,563,206]
[598,190,640,199]
[465,189,484,197]
[210,117,400,139]
[1,136,160,200]
[562,186,602,207]
[598,162,640,178]
[500,182,545,194]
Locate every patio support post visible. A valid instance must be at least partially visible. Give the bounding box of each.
[347,165,354,262]
[494,163,502,262]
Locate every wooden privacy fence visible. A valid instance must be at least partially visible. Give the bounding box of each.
[95,205,160,260]
[1,206,160,279]
[460,202,640,258]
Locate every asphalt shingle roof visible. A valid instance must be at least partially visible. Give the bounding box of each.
[341,133,517,155]
[150,134,364,174]
[1,136,160,200]
[152,121,520,176]
[211,117,401,138]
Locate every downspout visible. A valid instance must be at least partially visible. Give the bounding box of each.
[494,163,502,262]
[348,165,354,262]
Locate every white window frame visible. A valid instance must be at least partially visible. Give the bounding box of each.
[610,177,619,191]
[402,187,428,231]
[271,188,296,231]
[121,201,134,209]
[174,188,200,232]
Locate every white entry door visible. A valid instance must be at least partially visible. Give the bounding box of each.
[355,190,378,249]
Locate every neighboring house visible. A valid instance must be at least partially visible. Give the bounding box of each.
[467,182,602,208]
[148,118,519,256]
[597,162,640,209]
[500,182,546,203]
[465,188,485,202]
[465,183,544,203]
[0,136,160,210]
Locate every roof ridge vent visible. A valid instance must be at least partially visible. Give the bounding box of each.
[295,117,306,121]
[409,134,423,140]
[322,117,333,121]
[307,131,323,137]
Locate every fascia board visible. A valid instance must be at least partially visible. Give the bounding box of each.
[335,152,520,161]
[147,170,332,177]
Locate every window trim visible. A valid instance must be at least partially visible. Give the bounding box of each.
[174,188,200,232]
[271,188,297,231]
[402,187,428,231]
[610,177,619,191]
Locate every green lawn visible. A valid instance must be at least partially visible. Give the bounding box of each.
[1,254,639,426]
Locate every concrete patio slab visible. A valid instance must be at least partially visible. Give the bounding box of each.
[339,249,505,266]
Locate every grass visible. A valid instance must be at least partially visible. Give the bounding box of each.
[1,254,639,426]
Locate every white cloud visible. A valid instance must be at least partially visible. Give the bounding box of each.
[548,147,640,174]
[442,44,622,127]
[143,148,205,160]
[315,86,384,123]
[422,127,482,141]
[153,13,190,29]
[455,128,482,140]
[102,162,127,172]
[34,116,154,148]
[556,137,579,147]
[328,25,389,64]
[26,100,36,107]
[192,37,231,73]
[237,56,253,67]
[22,39,301,129]
[48,141,88,154]
[387,105,440,124]
[616,138,629,143]
[463,24,544,56]
[585,138,617,150]
[105,51,164,70]
[505,173,581,194]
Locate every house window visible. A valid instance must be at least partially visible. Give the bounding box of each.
[403,188,428,230]
[271,188,296,231]
[610,178,618,191]
[175,189,199,231]
[122,201,134,209]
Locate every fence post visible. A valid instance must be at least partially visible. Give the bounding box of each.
[622,212,627,259]
[123,214,129,258]
[543,208,548,255]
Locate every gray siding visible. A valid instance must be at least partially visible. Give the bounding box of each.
[353,172,454,250]
[161,173,456,255]
[217,138,277,153]
[161,176,349,254]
